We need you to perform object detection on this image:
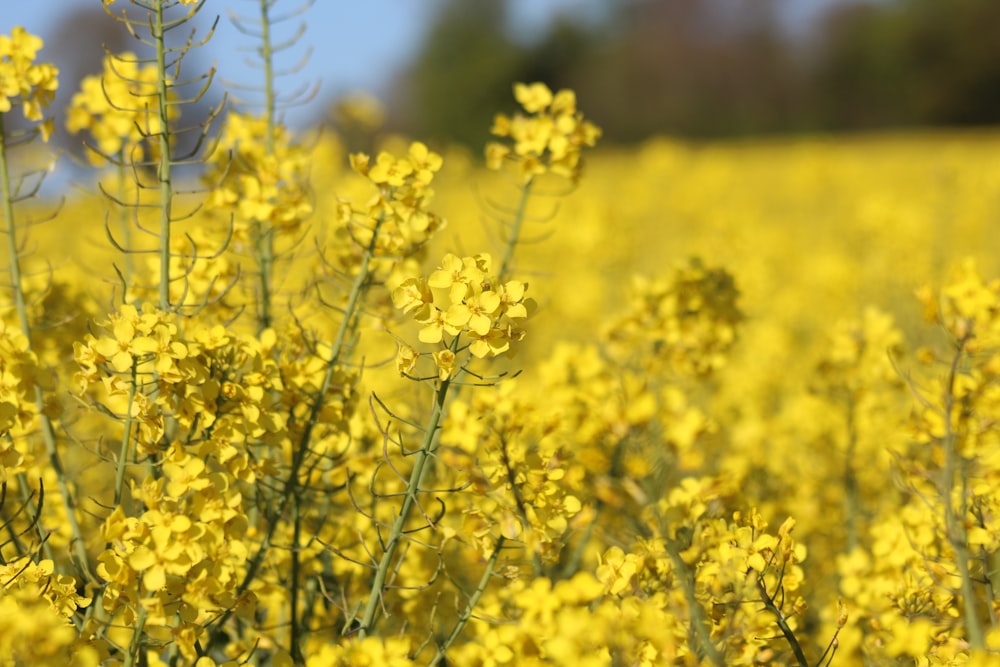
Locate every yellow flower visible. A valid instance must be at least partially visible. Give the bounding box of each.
[397,253,532,361]
[66,51,174,162]
[368,151,413,187]
[498,280,530,318]
[0,27,58,136]
[349,152,371,177]
[433,349,457,381]
[162,452,211,498]
[447,289,501,336]
[485,141,510,169]
[395,344,418,376]
[417,308,447,344]
[391,277,433,316]
[407,141,443,184]
[514,81,554,113]
[596,547,641,596]
[92,321,139,372]
[488,82,600,183]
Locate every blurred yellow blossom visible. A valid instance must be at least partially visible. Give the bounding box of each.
[0,27,58,139]
[66,51,177,162]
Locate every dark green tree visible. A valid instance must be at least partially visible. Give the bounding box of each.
[813,0,1000,129]
[392,0,1000,145]
[389,1,526,148]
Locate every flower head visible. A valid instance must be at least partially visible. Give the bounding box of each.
[394,253,535,381]
[487,82,600,183]
[0,27,58,140]
[66,51,175,162]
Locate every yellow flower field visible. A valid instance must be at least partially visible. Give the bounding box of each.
[5,3,1000,665]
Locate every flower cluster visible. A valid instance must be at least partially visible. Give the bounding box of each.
[813,306,904,398]
[907,261,1000,466]
[205,111,312,242]
[0,558,100,665]
[0,320,41,450]
[486,81,601,183]
[603,258,744,377]
[836,500,970,661]
[445,379,585,563]
[918,257,1000,350]
[74,303,291,465]
[96,446,252,663]
[595,487,813,664]
[341,142,446,262]
[66,51,176,163]
[392,253,533,378]
[0,27,58,139]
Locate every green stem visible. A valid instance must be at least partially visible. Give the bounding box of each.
[755,575,809,667]
[254,0,277,333]
[942,337,984,650]
[0,114,93,582]
[123,602,149,667]
[13,471,56,563]
[358,366,454,639]
[289,494,303,663]
[430,537,504,666]
[665,538,725,667]
[209,210,387,645]
[113,366,139,509]
[843,397,860,553]
[498,435,542,577]
[115,151,133,300]
[981,541,999,628]
[153,0,173,312]
[259,0,277,132]
[253,218,274,332]
[496,178,533,282]
[559,509,597,580]
[0,122,33,397]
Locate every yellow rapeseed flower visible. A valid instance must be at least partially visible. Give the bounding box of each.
[488,81,600,183]
[66,51,175,163]
[0,27,58,139]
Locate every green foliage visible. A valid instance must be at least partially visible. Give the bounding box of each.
[395,0,1000,144]
[393,1,527,148]
[816,0,1000,128]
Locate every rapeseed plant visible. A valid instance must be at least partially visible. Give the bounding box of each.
[6,2,1000,665]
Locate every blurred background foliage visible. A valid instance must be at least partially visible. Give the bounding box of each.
[386,0,1000,145]
[34,0,1000,150]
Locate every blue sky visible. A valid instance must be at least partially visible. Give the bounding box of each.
[3,0,607,128]
[4,0,854,128]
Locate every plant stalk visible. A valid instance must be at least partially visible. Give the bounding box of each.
[0,114,93,582]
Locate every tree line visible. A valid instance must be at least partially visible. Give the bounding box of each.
[387,0,1000,145]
